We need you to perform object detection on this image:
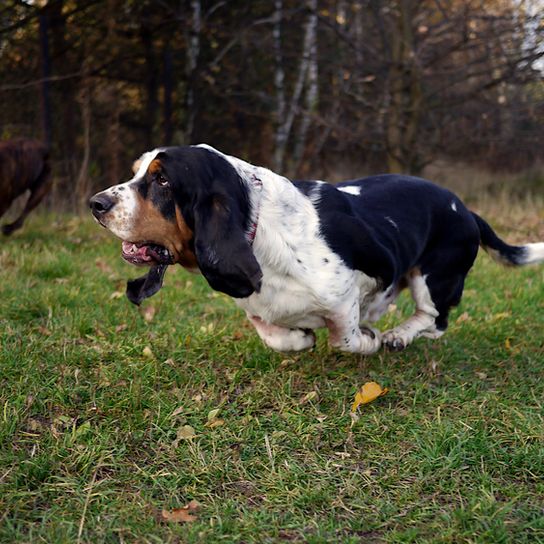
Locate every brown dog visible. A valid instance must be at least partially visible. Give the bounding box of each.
[0,138,51,236]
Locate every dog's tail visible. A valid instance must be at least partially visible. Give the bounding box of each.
[471,212,544,266]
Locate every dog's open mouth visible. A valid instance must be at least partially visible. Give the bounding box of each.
[121,241,173,266]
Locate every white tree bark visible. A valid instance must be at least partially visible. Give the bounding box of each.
[293,0,319,171]
[273,0,286,171]
[273,0,317,173]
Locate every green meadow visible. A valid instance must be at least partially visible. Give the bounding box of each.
[1,212,543,543]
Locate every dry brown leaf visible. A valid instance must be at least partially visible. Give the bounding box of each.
[171,406,184,418]
[456,311,470,323]
[110,291,124,300]
[161,500,200,523]
[37,326,51,336]
[176,425,196,441]
[141,305,156,322]
[206,418,225,428]
[95,258,113,274]
[351,381,389,412]
[299,391,318,405]
[115,323,128,333]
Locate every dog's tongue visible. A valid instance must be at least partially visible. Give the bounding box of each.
[126,264,168,305]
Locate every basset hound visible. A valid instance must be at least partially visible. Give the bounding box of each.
[89,145,544,353]
[0,139,51,236]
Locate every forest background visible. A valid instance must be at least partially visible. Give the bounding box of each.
[1,0,543,208]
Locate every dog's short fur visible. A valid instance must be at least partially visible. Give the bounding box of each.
[0,139,51,235]
[90,145,544,353]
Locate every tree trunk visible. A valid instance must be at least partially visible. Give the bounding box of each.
[163,45,174,145]
[141,20,159,149]
[385,0,424,174]
[272,0,286,171]
[185,0,201,143]
[76,63,91,210]
[273,0,316,173]
[38,9,52,148]
[293,0,318,174]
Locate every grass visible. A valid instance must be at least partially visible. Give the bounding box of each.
[0,211,543,543]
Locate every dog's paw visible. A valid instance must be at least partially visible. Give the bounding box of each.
[331,326,381,354]
[358,326,382,354]
[382,329,409,351]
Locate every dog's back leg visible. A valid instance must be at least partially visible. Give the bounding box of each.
[383,244,477,351]
[248,315,316,352]
[2,163,51,236]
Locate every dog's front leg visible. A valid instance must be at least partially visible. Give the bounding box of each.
[248,315,316,352]
[325,301,381,355]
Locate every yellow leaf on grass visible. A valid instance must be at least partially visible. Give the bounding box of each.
[142,346,154,359]
[351,381,389,412]
[161,500,200,523]
[207,408,220,421]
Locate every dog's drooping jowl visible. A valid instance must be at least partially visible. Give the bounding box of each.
[89,145,544,353]
[0,138,51,236]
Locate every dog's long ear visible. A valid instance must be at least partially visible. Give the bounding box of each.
[193,193,262,298]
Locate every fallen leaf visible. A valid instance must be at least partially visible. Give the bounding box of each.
[161,500,200,523]
[171,406,184,418]
[173,425,196,447]
[110,291,123,300]
[456,311,470,323]
[141,305,156,322]
[37,326,51,336]
[351,381,389,412]
[207,408,221,422]
[205,418,224,428]
[142,346,154,359]
[490,311,511,322]
[504,338,511,350]
[95,258,113,274]
[298,391,318,405]
[115,323,128,333]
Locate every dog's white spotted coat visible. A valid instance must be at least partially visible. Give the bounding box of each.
[197,145,386,353]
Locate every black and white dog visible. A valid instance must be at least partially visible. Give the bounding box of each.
[89,145,543,353]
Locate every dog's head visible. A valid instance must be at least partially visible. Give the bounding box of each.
[89,146,262,304]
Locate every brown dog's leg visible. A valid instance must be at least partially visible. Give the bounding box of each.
[2,166,51,236]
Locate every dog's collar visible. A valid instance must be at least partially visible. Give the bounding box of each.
[247,173,263,245]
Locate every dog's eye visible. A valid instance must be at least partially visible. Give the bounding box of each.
[155,174,169,187]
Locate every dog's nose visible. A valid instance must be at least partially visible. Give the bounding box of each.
[89,193,115,217]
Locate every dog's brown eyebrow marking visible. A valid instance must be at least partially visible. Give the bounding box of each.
[148,159,162,175]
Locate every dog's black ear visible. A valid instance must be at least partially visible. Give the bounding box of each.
[193,194,262,298]
[126,264,168,305]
